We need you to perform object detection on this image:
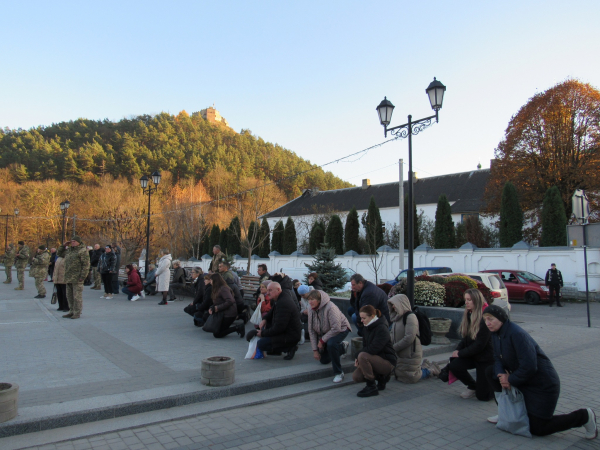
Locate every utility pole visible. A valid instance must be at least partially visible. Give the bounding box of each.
[399,159,404,270]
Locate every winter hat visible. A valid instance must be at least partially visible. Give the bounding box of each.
[483,304,509,323]
[71,235,83,244]
[38,245,46,250]
[18,240,24,245]
[297,285,310,295]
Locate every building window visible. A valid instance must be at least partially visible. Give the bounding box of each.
[460,213,479,223]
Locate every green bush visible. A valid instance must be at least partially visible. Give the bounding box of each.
[442,275,477,289]
[414,281,446,307]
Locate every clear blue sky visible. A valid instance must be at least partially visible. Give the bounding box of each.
[1,0,599,186]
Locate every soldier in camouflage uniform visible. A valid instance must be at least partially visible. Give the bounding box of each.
[14,240,30,290]
[57,236,90,319]
[3,243,16,283]
[30,246,51,298]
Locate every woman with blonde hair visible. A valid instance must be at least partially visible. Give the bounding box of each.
[448,288,494,401]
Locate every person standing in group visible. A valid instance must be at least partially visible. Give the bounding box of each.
[3,243,16,284]
[48,247,57,282]
[53,253,69,312]
[209,245,225,273]
[14,240,30,290]
[30,246,51,299]
[89,244,103,290]
[98,245,117,299]
[545,263,564,307]
[57,236,90,319]
[111,242,122,295]
[483,305,597,439]
[155,249,172,305]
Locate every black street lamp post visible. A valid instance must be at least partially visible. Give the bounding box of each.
[140,171,161,279]
[0,208,20,250]
[376,77,446,307]
[60,200,70,242]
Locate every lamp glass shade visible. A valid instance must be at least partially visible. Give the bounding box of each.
[14,209,19,215]
[376,97,395,126]
[426,77,446,111]
[60,202,65,211]
[151,171,161,185]
[64,200,70,210]
[140,175,149,189]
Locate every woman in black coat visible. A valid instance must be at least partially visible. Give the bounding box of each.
[353,305,397,398]
[449,289,494,401]
[207,274,245,339]
[193,275,213,327]
[184,268,203,317]
[484,305,597,439]
[308,272,324,291]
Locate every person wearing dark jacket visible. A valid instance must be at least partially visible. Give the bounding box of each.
[270,273,297,310]
[168,260,186,301]
[448,289,494,401]
[219,264,246,318]
[483,305,597,439]
[350,274,391,332]
[89,244,103,289]
[98,246,117,299]
[207,274,245,338]
[111,243,121,295]
[48,248,58,282]
[143,264,157,295]
[255,281,302,360]
[254,264,270,301]
[194,275,213,327]
[545,263,564,307]
[308,272,324,291]
[184,268,204,316]
[353,304,397,397]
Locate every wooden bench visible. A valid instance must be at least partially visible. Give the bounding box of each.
[241,275,260,307]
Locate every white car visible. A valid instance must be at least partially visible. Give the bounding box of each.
[458,272,511,312]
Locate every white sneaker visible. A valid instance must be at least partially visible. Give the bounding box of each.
[130,295,140,302]
[487,415,499,424]
[106,294,113,299]
[333,373,344,383]
[140,291,145,298]
[299,330,305,345]
[460,389,476,399]
[100,295,107,299]
[341,341,349,358]
[584,408,597,440]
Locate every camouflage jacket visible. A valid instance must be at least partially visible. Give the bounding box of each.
[57,244,91,284]
[30,250,50,278]
[3,246,16,266]
[210,251,226,272]
[14,245,30,269]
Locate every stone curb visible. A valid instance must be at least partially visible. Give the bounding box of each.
[0,344,456,439]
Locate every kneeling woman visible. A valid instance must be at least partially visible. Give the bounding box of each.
[388,294,422,384]
[484,305,596,439]
[449,288,495,401]
[307,290,351,383]
[353,305,397,397]
[207,274,245,339]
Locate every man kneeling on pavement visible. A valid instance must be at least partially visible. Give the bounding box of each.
[247,281,302,360]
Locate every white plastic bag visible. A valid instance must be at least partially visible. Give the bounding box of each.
[245,336,261,359]
[496,388,531,438]
[250,301,262,326]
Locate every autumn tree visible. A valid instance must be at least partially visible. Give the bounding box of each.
[485,79,600,241]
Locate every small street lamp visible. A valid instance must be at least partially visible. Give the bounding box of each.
[0,208,20,250]
[60,200,70,242]
[140,171,161,278]
[376,77,446,307]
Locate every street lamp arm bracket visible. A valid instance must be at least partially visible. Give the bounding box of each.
[386,113,438,139]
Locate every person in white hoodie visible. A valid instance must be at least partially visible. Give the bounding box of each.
[155,249,172,305]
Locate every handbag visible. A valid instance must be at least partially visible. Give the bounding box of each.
[496,388,531,438]
[51,286,58,305]
[250,301,263,326]
[202,310,224,333]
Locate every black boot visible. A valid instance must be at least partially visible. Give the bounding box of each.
[376,373,391,391]
[283,345,298,360]
[357,379,379,397]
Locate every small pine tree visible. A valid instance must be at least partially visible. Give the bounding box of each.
[209,224,221,251]
[344,206,360,253]
[363,196,383,253]
[258,219,271,257]
[455,221,467,247]
[227,217,241,255]
[303,247,347,293]
[309,221,326,254]
[326,214,344,254]
[541,186,567,246]
[434,194,455,248]
[219,228,228,254]
[404,194,421,249]
[283,217,298,254]
[271,220,284,253]
[499,181,523,247]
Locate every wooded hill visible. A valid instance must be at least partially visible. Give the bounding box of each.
[0,111,351,198]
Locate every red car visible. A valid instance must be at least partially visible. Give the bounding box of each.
[480,270,557,305]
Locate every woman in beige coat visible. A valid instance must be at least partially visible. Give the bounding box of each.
[388,294,423,383]
[53,256,68,312]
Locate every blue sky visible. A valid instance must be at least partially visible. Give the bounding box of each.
[1,1,599,186]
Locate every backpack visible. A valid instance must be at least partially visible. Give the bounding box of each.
[402,306,432,348]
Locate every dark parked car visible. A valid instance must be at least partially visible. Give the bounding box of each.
[480,270,557,305]
[386,267,452,286]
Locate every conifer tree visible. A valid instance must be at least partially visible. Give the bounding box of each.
[326,214,344,255]
[303,247,347,293]
[258,219,271,257]
[309,221,326,254]
[283,217,298,254]
[344,206,360,253]
[201,235,210,255]
[209,224,221,251]
[541,186,567,246]
[404,194,421,249]
[499,181,523,247]
[363,196,383,253]
[219,228,228,254]
[271,220,284,253]
[227,217,241,255]
[434,194,455,248]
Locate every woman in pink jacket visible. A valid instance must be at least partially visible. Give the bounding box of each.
[307,290,352,383]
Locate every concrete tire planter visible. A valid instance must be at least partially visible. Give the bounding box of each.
[0,383,19,423]
[429,318,453,345]
[201,356,235,387]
